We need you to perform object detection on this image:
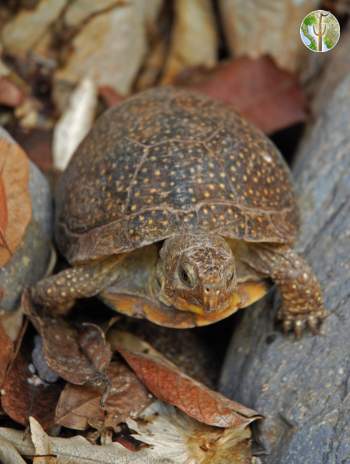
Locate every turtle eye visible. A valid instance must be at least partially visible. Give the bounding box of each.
[179,266,194,288]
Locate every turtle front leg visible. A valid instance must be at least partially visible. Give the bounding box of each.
[243,244,327,337]
[30,255,124,315]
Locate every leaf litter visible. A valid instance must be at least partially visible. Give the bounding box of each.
[0,0,316,461]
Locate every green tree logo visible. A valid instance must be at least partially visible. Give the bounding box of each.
[300,10,340,53]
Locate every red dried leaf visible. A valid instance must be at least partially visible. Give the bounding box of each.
[0,138,31,267]
[99,86,124,108]
[176,57,307,134]
[109,331,261,428]
[55,361,152,431]
[0,76,25,107]
[1,351,62,429]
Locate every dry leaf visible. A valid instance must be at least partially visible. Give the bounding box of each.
[99,86,124,108]
[55,361,152,431]
[219,0,320,72]
[0,323,13,388]
[127,401,253,464]
[0,76,25,107]
[30,417,56,464]
[1,350,62,429]
[54,1,160,96]
[0,139,31,267]
[63,0,125,26]
[162,0,218,84]
[108,330,261,428]
[25,301,111,386]
[0,400,254,464]
[53,77,97,171]
[10,128,53,173]
[1,0,67,57]
[0,308,25,387]
[178,57,307,134]
[135,36,168,91]
[0,436,27,464]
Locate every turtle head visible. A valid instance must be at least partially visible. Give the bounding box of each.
[157,233,237,314]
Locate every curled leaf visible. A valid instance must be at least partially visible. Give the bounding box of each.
[23,292,111,385]
[108,330,261,428]
[55,361,152,432]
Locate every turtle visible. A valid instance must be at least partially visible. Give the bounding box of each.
[30,87,326,336]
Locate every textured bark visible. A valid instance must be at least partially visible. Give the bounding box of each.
[219,74,350,461]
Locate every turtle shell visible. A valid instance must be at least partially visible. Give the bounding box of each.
[55,87,299,264]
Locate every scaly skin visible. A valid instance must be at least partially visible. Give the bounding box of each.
[240,244,327,336]
[30,255,124,315]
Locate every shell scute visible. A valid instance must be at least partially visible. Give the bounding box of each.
[55,87,299,263]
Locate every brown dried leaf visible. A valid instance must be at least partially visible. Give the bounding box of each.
[24,292,111,385]
[0,323,12,388]
[177,57,307,134]
[108,330,261,428]
[55,361,152,431]
[1,351,62,429]
[0,139,31,267]
[0,307,26,388]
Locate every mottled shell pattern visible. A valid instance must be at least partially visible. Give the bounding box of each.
[55,87,299,264]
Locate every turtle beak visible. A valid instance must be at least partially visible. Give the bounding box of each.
[202,285,230,313]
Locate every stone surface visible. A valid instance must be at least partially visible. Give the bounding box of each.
[0,128,53,311]
[219,75,350,463]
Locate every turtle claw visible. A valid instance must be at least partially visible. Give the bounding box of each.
[279,308,327,338]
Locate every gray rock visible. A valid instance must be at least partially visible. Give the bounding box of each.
[219,75,350,463]
[0,128,53,311]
